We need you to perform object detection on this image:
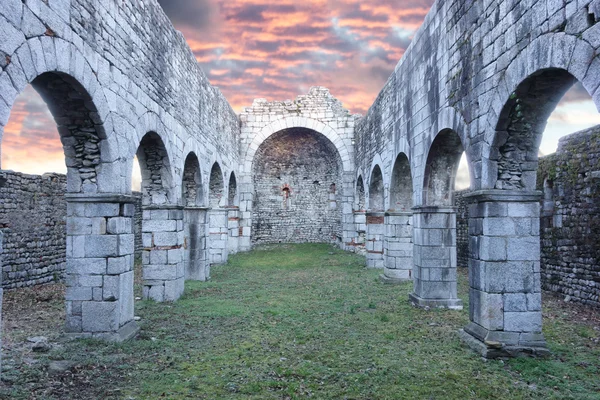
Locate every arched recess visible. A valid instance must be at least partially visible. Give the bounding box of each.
[182,152,203,207]
[492,69,586,190]
[355,175,366,211]
[244,116,353,173]
[136,132,174,206]
[389,153,413,211]
[0,38,115,193]
[422,129,464,206]
[485,33,600,189]
[209,162,225,208]
[369,165,384,211]
[228,172,238,206]
[251,127,344,244]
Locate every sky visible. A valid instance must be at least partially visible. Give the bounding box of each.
[2,0,599,191]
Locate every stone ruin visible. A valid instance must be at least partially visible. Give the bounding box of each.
[1,0,600,371]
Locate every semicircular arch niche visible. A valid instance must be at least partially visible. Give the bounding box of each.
[251,127,343,244]
[135,132,173,206]
[209,162,224,208]
[369,165,384,211]
[423,129,464,206]
[389,153,413,211]
[182,152,203,207]
[356,175,366,211]
[228,172,238,207]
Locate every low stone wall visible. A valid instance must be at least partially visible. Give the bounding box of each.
[0,171,67,288]
[537,126,600,308]
[0,172,144,288]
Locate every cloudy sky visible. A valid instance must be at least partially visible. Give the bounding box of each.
[2,0,599,190]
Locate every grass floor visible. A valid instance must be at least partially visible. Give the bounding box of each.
[1,243,599,399]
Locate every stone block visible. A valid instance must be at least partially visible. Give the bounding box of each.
[66,258,107,275]
[65,286,93,301]
[119,271,134,326]
[470,289,504,331]
[142,219,177,232]
[107,217,133,234]
[164,277,185,301]
[504,312,542,333]
[82,301,118,333]
[103,275,120,300]
[503,293,527,312]
[85,235,118,258]
[153,232,179,247]
[107,256,132,275]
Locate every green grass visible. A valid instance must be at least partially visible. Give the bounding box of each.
[2,243,599,399]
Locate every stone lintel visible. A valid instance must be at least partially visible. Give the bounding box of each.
[353,210,366,214]
[143,204,185,210]
[184,206,210,211]
[411,206,457,214]
[463,189,542,203]
[408,292,463,310]
[384,211,413,217]
[460,322,549,359]
[365,211,385,217]
[66,193,138,204]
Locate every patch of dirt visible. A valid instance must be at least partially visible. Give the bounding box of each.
[543,291,600,343]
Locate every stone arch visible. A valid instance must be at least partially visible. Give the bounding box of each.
[209,162,225,208]
[245,116,353,173]
[484,33,599,189]
[130,112,177,203]
[422,129,465,206]
[355,174,366,211]
[0,37,117,193]
[368,164,385,211]
[389,152,413,211]
[182,152,203,207]
[135,132,175,206]
[228,171,238,206]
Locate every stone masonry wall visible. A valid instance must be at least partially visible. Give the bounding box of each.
[0,171,66,288]
[251,128,343,244]
[454,189,471,268]
[537,126,600,308]
[0,172,144,288]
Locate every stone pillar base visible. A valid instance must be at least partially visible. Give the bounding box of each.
[379,268,411,284]
[65,320,140,342]
[459,323,549,358]
[409,292,463,310]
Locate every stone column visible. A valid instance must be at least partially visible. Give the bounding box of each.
[365,211,385,268]
[460,190,549,358]
[409,206,462,309]
[64,194,139,341]
[238,181,253,252]
[209,208,229,264]
[227,206,240,255]
[340,172,356,250]
[381,211,413,283]
[183,207,209,281]
[141,205,185,302]
[347,210,366,252]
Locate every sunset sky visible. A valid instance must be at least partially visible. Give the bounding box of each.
[2,0,599,190]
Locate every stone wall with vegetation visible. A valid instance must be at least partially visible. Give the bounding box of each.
[536,126,600,308]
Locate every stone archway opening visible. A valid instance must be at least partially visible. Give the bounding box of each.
[136,132,183,302]
[251,128,343,244]
[182,153,209,281]
[383,153,414,281]
[0,71,114,363]
[423,129,464,207]
[355,176,366,211]
[209,163,224,208]
[228,173,238,207]
[368,166,384,212]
